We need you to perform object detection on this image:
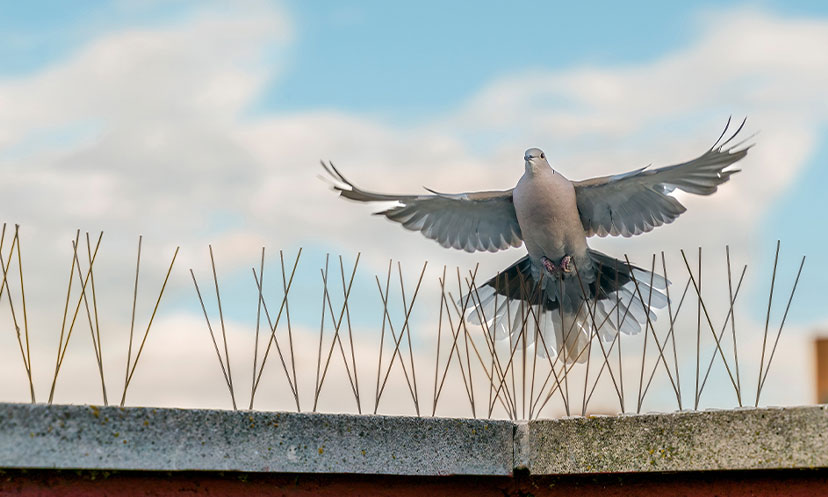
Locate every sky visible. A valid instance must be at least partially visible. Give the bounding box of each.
[0,0,826,416]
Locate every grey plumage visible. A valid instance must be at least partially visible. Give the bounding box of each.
[574,120,749,237]
[322,161,522,253]
[322,119,750,364]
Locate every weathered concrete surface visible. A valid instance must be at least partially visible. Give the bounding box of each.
[2,403,828,476]
[525,406,828,474]
[0,403,513,475]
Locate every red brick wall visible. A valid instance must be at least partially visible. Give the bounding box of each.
[2,469,828,496]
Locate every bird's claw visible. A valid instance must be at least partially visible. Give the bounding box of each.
[542,256,558,275]
[541,255,574,276]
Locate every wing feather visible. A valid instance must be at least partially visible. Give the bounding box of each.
[322,161,523,253]
[574,119,751,238]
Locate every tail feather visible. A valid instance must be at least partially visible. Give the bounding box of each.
[554,311,590,363]
[460,249,670,362]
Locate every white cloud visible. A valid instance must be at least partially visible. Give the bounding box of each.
[0,6,825,413]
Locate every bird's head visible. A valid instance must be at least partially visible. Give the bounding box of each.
[524,147,551,174]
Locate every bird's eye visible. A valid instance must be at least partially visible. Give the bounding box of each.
[540,153,545,159]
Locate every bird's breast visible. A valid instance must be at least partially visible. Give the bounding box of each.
[513,170,588,260]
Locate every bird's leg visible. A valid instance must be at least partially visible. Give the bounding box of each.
[541,256,559,276]
[541,255,574,277]
[560,255,573,273]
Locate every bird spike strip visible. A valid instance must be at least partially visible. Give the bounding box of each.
[0,224,806,419]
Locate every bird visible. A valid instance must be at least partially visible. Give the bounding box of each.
[321,119,751,364]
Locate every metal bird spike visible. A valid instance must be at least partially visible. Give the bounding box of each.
[0,225,808,420]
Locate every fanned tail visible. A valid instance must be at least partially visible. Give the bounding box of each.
[461,250,669,364]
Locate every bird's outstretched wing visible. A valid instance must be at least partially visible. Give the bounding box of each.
[573,118,752,238]
[322,161,523,253]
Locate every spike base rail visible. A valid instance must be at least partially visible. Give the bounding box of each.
[2,402,828,476]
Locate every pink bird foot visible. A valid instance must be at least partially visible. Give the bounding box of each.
[541,256,558,275]
[541,255,574,276]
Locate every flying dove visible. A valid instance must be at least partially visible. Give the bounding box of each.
[322,120,750,363]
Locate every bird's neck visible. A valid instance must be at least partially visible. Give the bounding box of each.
[525,162,551,176]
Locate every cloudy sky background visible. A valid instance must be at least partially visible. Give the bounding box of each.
[0,0,826,416]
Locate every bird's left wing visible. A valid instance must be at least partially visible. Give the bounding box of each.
[322,161,523,253]
[573,119,751,238]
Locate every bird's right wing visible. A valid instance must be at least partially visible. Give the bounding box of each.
[322,161,523,253]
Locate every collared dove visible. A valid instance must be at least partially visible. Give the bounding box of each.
[322,120,750,364]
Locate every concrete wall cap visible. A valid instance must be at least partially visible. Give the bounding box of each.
[1,402,827,475]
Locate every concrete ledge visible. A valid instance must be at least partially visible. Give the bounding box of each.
[1,403,827,475]
[525,406,828,474]
[0,404,513,475]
